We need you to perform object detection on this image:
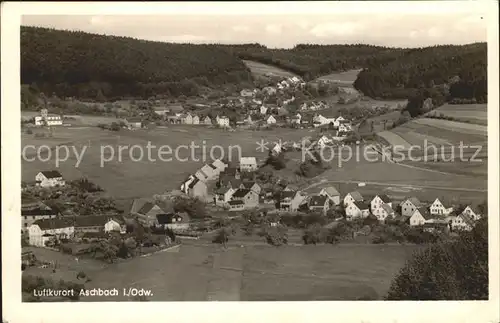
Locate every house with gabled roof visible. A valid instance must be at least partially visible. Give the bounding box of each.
[279,190,306,212]
[35,170,65,188]
[408,207,430,226]
[239,157,258,172]
[451,212,474,231]
[430,198,454,216]
[28,218,74,247]
[180,113,193,125]
[195,164,219,181]
[231,189,259,209]
[228,200,245,212]
[377,204,396,222]
[202,115,212,125]
[343,191,364,207]
[370,194,393,218]
[192,114,200,125]
[308,195,330,215]
[186,178,208,199]
[214,186,236,207]
[21,199,57,231]
[211,159,227,173]
[460,205,482,221]
[319,186,341,206]
[241,181,261,195]
[400,197,425,217]
[345,201,370,220]
[74,215,125,234]
[134,201,171,227]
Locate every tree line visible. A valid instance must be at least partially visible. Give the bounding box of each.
[21,26,253,101]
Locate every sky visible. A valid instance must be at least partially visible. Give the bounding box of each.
[19,2,489,49]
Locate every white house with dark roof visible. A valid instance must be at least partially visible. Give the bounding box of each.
[345,201,370,220]
[408,207,430,226]
[370,194,393,218]
[279,190,307,212]
[35,171,65,188]
[400,197,424,217]
[28,219,74,247]
[228,200,245,211]
[216,115,230,127]
[239,157,258,172]
[377,204,396,221]
[429,198,454,216]
[319,186,341,205]
[214,187,236,207]
[343,191,364,207]
[308,195,330,214]
[21,198,57,231]
[231,189,259,209]
[451,213,474,231]
[460,205,482,221]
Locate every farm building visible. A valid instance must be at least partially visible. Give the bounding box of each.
[231,189,259,209]
[21,198,57,231]
[73,215,125,234]
[35,170,65,188]
[239,157,258,172]
[156,213,189,230]
[28,219,74,247]
[34,114,63,127]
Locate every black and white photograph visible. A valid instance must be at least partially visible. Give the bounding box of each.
[2,1,499,322]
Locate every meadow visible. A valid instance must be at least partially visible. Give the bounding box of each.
[23,243,423,301]
[314,69,363,85]
[242,60,299,79]
[21,124,313,201]
[426,104,488,125]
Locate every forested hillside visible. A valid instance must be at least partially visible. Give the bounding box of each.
[353,43,487,102]
[21,26,253,101]
[229,43,487,103]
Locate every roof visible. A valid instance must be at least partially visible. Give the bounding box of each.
[32,218,72,230]
[240,157,257,165]
[242,182,257,189]
[228,200,244,206]
[463,205,481,215]
[156,213,183,225]
[309,195,328,207]
[377,194,391,203]
[215,186,232,194]
[353,201,370,210]
[22,208,56,216]
[281,190,297,199]
[168,104,184,112]
[381,204,394,214]
[74,215,117,227]
[232,189,252,198]
[348,191,364,201]
[459,213,475,226]
[137,202,157,215]
[39,170,63,179]
[130,198,154,214]
[322,186,340,197]
[405,197,422,206]
[127,117,142,123]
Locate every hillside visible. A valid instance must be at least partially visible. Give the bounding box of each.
[21,26,253,102]
[229,43,487,103]
[353,43,487,102]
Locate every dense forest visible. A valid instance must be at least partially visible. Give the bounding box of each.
[21,26,253,101]
[21,26,487,104]
[353,43,487,102]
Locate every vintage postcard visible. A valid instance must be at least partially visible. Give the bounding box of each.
[1,1,499,323]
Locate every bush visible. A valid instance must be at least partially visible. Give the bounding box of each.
[25,128,33,134]
[302,223,323,245]
[386,218,488,300]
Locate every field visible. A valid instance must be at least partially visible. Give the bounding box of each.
[374,107,488,179]
[23,243,423,301]
[21,123,314,202]
[426,104,488,125]
[314,69,362,85]
[242,60,299,79]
